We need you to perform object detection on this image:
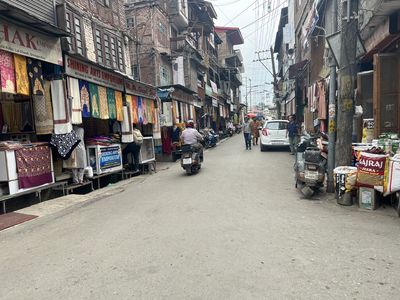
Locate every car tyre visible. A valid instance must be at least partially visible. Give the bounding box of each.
[260,144,267,152]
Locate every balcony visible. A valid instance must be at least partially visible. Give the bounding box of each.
[170,34,198,53]
[167,0,189,29]
[225,49,243,68]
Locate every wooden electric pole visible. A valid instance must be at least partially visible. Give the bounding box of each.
[336,0,358,167]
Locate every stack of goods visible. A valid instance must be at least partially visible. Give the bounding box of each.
[0,141,24,151]
[86,136,120,146]
[354,147,389,210]
[375,133,400,156]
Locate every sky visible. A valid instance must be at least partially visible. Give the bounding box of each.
[209,0,288,107]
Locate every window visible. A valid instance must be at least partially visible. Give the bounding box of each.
[104,34,111,66]
[65,11,85,56]
[110,37,117,68]
[133,64,140,80]
[95,29,103,64]
[117,40,124,71]
[265,121,288,130]
[74,16,84,55]
[160,66,170,86]
[94,26,125,72]
[127,17,135,28]
[158,22,167,45]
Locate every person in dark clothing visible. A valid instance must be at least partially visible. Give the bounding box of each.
[288,115,300,155]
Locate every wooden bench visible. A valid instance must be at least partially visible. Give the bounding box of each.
[0,181,68,214]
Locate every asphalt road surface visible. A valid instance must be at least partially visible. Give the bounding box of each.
[1,135,400,299]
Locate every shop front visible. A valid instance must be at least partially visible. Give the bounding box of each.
[157,85,197,160]
[0,16,66,200]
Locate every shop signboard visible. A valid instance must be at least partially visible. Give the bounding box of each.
[99,146,122,171]
[65,55,124,90]
[0,21,63,65]
[125,79,156,99]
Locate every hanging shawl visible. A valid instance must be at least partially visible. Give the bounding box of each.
[121,105,133,143]
[27,58,44,95]
[107,88,116,119]
[79,80,90,118]
[67,77,83,125]
[98,86,109,119]
[131,95,139,124]
[50,130,81,160]
[15,145,53,189]
[34,80,54,135]
[0,50,16,94]
[115,90,123,121]
[146,99,154,124]
[125,94,133,117]
[137,97,144,124]
[51,79,72,134]
[13,54,29,96]
[89,83,100,118]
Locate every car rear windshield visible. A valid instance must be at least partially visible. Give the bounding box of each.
[265,122,288,130]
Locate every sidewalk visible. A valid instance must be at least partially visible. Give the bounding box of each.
[18,161,178,218]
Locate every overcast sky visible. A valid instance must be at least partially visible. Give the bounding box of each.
[210,0,288,106]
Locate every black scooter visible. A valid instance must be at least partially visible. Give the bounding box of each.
[294,133,328,198]
[180,144,203,175]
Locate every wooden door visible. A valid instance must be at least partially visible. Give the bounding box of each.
[373,53,400,137]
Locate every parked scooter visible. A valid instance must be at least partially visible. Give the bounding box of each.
[200,128,218,148]
[294,133,328,198]
[180,144,203,175]
[235,124,242,134]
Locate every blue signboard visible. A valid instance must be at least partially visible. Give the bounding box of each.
[99,146,121,170]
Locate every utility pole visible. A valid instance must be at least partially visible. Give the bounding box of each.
[326,0,338,193]
[270,46,279,119]
[336,0,358,167]
[249,78,252,111]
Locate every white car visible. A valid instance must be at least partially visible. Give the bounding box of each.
[260,120,290,151]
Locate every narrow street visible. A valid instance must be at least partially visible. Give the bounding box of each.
[1,135,400,299]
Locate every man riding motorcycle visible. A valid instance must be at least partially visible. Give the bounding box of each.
[180,120,204,161]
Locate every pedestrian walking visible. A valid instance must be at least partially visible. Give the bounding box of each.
[243,117,252,150]
[288,115,300,155]
[251,118,261,146]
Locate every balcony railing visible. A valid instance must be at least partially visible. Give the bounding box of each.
[170,34,198,52]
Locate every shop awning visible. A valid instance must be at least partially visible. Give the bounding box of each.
[157,89,172,101]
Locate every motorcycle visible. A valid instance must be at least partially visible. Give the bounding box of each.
[200,128,218,148]
[180,143,203,175]
[235,124,242,134]
[294,133,328,198]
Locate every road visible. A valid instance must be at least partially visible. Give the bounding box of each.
[1,135,400,299]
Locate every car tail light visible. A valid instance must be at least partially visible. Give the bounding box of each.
[262,128,268,136]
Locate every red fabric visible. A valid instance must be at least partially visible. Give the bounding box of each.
[0,50,16,94]
[15,145,53,189]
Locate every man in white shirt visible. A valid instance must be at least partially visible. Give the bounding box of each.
[181,121,204,158]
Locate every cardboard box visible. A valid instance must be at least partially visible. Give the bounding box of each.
[358,187,380,210]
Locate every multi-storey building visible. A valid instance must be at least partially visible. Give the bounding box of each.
[215,26,244,124]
